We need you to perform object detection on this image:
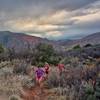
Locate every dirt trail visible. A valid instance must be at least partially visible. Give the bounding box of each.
[20,84,55,100]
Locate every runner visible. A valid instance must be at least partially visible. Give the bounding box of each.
[44,63,50,78]
[57,63,65,87]
[57,63,65,75]
[35,67,45,86]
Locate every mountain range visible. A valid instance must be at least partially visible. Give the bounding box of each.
[57,32,100,47]
[0,31,100,51]
[0,31,50,50]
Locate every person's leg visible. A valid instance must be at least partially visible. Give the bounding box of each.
[38,78,41,85]
[45,71,49,79]
[40,76,46,93]
[36,76,41,86]
[46,73,48,79]
[39,76,44,84]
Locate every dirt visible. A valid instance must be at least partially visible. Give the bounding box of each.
[20,84,56,100]
[0,95,8,100]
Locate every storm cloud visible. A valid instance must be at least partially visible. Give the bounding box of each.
[0,0,100,40]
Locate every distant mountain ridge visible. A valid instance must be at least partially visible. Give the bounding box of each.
[0,31,50,51]
[58,32,100,48]
[0,31,100,51]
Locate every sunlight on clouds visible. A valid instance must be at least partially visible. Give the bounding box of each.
[0,0,100,39]
[6,19,33,31]
[5,10,68,34]
[46,31,62,38]
[27,33,43,38]
[72,1,100,23]
[6,19,64,32]
[36,25,61,32]
[3,1,100,40]
[73,12,100,23]
[37,10,68,25]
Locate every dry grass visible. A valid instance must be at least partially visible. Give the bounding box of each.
[0,75,21,96]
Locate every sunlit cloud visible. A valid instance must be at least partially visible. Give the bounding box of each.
[46,31,62,38]
[0,0,100,39]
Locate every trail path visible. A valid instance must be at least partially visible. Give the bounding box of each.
[20,83,55,100]
[20,68,59,100]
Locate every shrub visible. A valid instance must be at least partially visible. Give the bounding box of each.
[9,95,20,100]
[73,45,81,50]
[21,77,35,89]
[31,43,60,66]
[0,44,4,54]
[87,95,96,100]
[84,44,92,48]
[13,60,29,74]
[46,70,59,88]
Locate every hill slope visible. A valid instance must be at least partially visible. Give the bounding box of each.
[57,32,100,48]
[0,31,49,50]
[0,31,100,51]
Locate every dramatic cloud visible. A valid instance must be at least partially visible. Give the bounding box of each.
[0,0,100,40]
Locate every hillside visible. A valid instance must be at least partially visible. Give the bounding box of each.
[0,31,100,51]
[57,32,100,48]
[0,31,49,51]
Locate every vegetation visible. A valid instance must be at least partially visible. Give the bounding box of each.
[73,44,81,50]
[9,95,20,100]
[31,43,60,66]
[0,44,4,53]
[84,44,92,48]
[0,43,100,100]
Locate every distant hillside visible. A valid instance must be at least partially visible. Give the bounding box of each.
[0,31,49,51]
[57,32,100,48]
[81,32,100,44]
[0,31,100,51]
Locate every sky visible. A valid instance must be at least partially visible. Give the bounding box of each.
[0,0,100,40]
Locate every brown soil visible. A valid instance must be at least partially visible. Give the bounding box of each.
[0,95,8,100]
[20,83,56,100]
